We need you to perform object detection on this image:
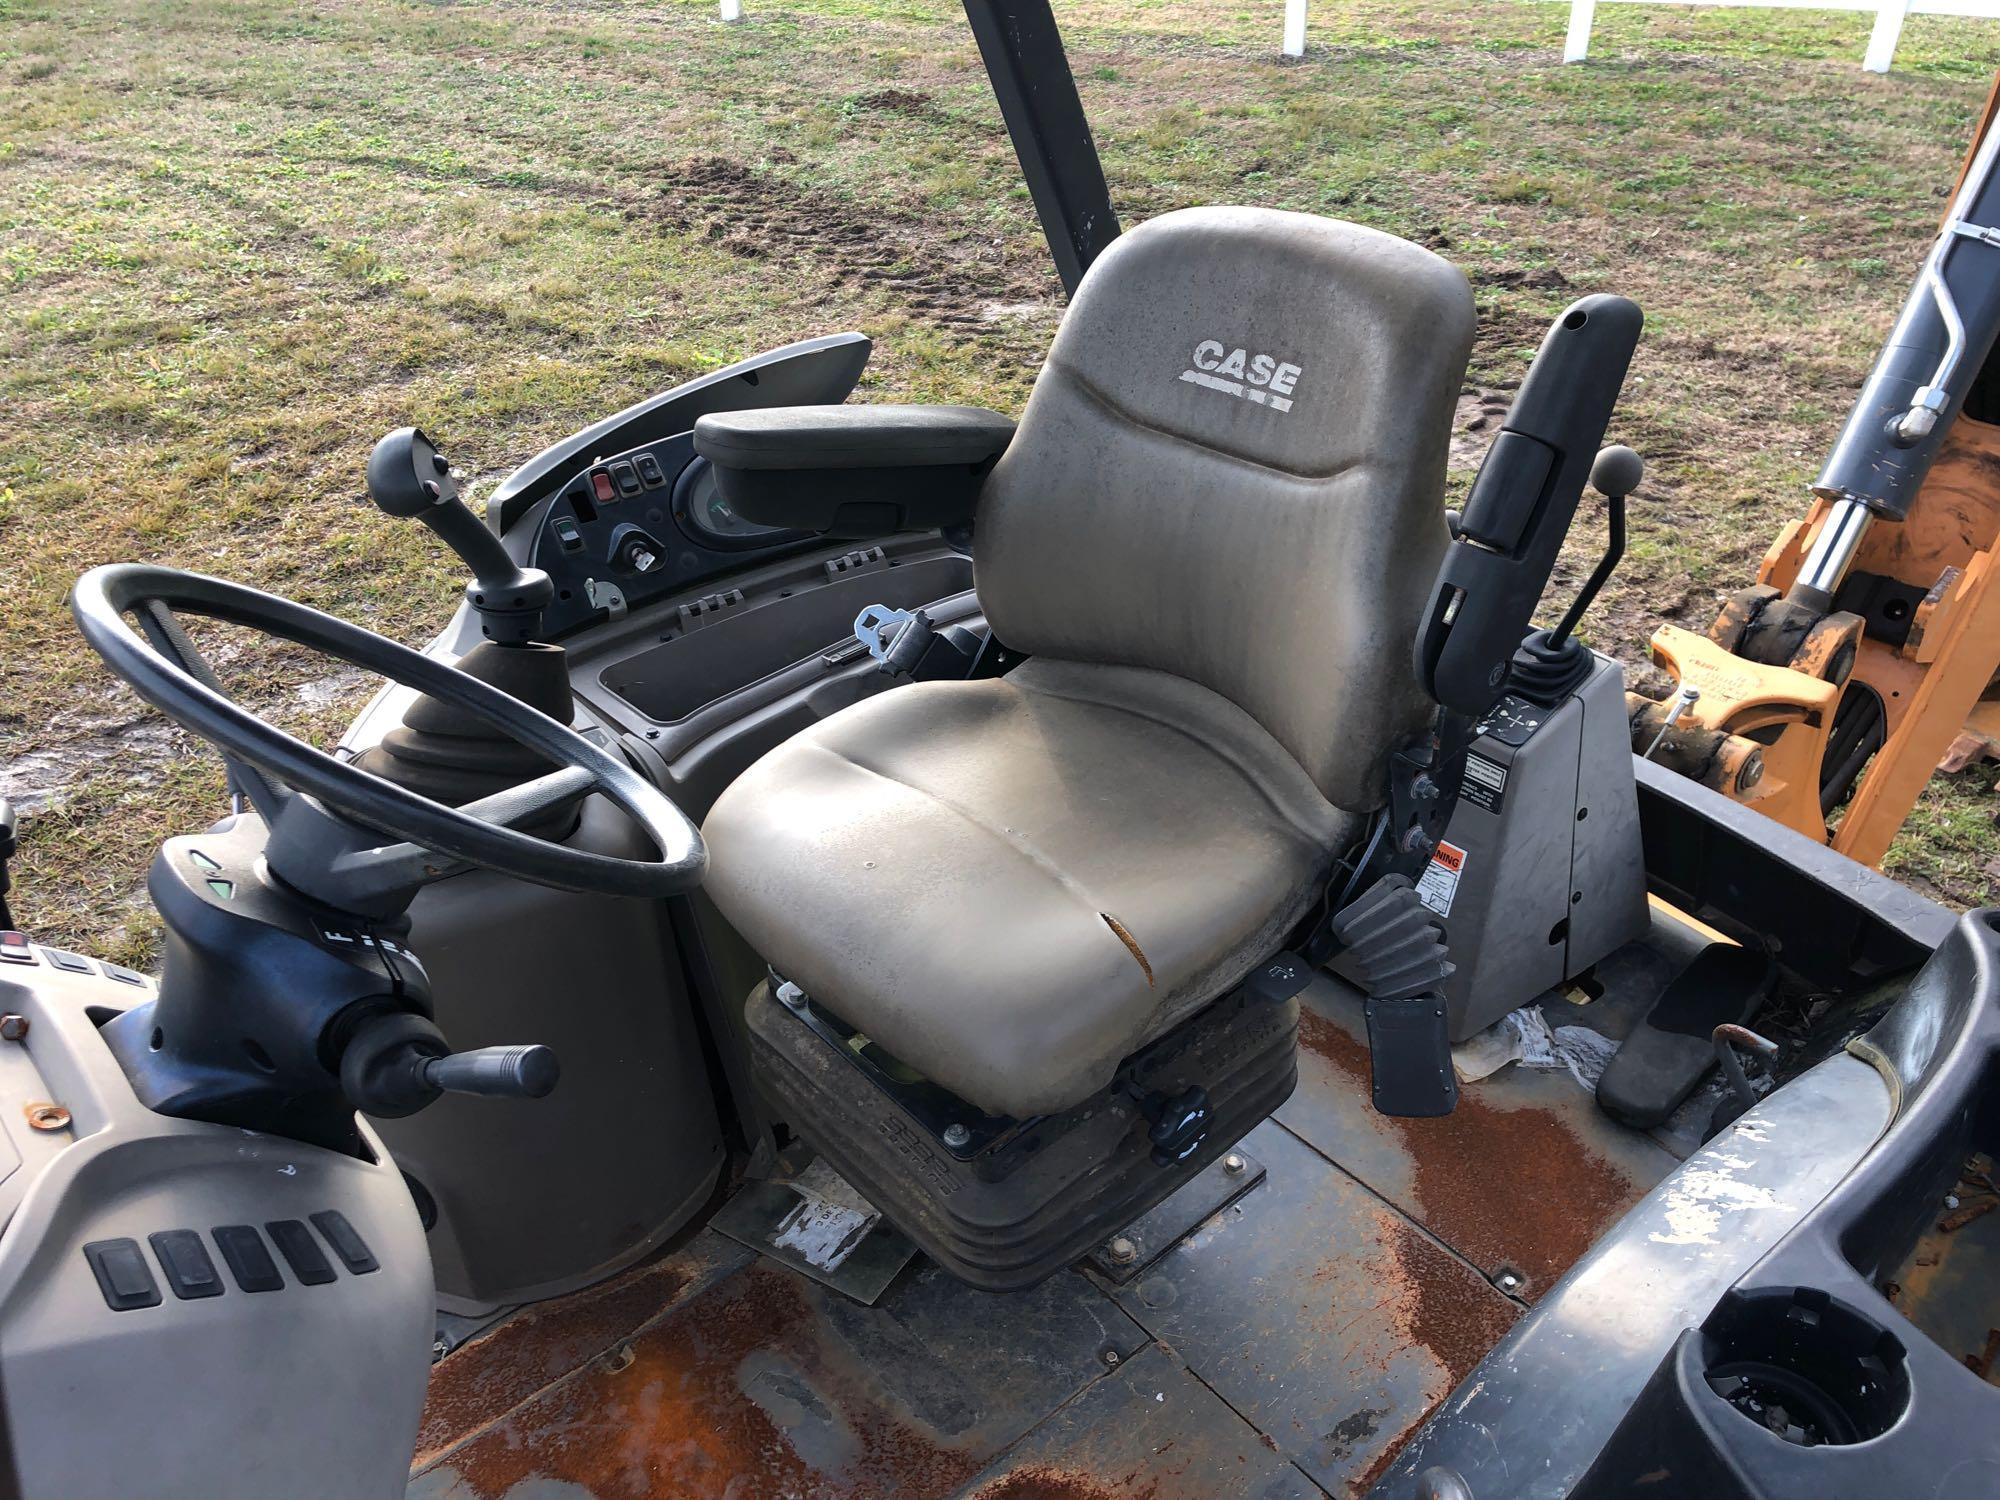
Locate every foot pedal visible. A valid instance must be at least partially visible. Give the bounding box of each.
[1596,942,1775,1128]
[1330,875,1460,1118]
[1365,995,1459,1117]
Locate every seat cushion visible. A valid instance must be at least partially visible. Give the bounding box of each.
[702,658,1356,1118]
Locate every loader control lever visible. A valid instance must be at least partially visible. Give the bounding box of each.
[366,427,553,645]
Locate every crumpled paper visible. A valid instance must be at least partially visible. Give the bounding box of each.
[1452,1005,1620,1091]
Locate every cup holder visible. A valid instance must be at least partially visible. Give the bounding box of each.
[1701,1287,1910,1447]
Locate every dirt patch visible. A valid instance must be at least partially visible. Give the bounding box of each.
[0,713,184,815]
[1298,1007,1648,1297]
[855,87,943,122]
[1449,387,1511,472]
[631,158,1060,333]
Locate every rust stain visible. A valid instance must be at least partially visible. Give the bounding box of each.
[417,1257,695,1466]
[1297,1007,1646,1297]
[1295,1188,1518,1495]
[416,1262,987,1499]
[1352,1207,1519,1497]
[966,1464,1163,1499]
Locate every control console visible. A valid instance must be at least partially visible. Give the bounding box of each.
[0,934,431,1497]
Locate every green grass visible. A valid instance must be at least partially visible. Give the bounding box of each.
[3,0,1996,961]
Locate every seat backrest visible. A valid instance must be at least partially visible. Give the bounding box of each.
[974,206,1475,812]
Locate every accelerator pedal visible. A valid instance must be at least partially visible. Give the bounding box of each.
[1595,941,1776,1128]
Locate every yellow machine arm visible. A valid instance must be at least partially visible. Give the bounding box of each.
[1633,74,2000,866]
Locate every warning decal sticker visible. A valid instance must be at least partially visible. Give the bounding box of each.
[1416,840,1466,918]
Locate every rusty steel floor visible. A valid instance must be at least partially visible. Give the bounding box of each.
[408,967,1684,1500]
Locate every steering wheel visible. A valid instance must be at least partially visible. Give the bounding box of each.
[71,564,705,907]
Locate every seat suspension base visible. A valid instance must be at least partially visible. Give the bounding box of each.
[744,968,1305,1291]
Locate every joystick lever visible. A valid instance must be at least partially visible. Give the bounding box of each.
[1546,445,1643,652]
[366,427,553,645]
[1508,444,1642,706]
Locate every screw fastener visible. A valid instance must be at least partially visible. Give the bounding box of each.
[1496,1270,1522,1292]
[0,1014,27,1042]
[942,1123,971,1149]
[1107,1236,1138,1266]
[1223,1153,1246,1175]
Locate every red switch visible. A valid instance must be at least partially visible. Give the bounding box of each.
[590,469,616,504]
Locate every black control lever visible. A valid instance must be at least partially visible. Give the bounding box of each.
[1547,445,1642,650]
[1509,445,1643,706]
[339,1011,560,1117]
[0,798,15,932]
[367,428,553,645]
[420,1045,560,1100]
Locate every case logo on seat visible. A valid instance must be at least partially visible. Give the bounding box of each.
[1180,341,1302,412]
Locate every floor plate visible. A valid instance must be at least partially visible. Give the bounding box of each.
[1112,1119,1518,1497]
[953,1342,1321,1499]
[412,1235,1147,1498]
[411,965,1691,1497]
[1279,975,1680,1300]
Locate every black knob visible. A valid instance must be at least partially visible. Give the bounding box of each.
[1590,444,1644,500]
[421,1044,560,1100]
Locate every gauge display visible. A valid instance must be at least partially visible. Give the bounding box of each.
[674,457,792,546]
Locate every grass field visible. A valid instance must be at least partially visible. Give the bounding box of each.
[4,0,1998,963]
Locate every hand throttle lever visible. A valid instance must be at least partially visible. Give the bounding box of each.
[366,427,553,645]
[419,1044,560,1100]
[339,1011,561,1117]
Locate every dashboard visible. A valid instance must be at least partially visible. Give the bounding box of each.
[528,429,819,639]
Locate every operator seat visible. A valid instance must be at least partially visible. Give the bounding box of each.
[703,206,1475,1286]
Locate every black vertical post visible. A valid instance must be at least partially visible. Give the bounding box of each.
[962,0,1121,297]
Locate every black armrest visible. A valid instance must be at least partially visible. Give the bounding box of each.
[693,404,1015,538]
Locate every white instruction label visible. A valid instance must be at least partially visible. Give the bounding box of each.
[1461,751,1507,813]
[1416,840,1467,918]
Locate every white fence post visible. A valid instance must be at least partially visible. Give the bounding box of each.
[1863,0,1910,71]
[1564,0,1597,62]
[720,0,742,21]
[1282,0,1307,57]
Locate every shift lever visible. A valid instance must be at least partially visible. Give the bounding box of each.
[366,427,553,645]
